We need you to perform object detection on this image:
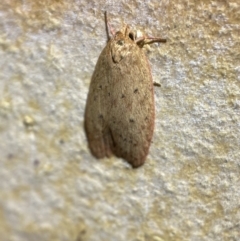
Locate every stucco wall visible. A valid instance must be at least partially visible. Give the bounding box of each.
[0,0,239,240]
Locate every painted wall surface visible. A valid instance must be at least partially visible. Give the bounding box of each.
[0,1,239,240]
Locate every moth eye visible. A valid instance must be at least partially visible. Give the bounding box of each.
[129,32,134,41]
[117,40,125,46]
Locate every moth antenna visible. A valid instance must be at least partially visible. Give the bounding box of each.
[104,11,115,41]
[123,24,129,36]
[136,36,167,47]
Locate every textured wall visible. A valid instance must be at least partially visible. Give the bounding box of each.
[0,0,239,240]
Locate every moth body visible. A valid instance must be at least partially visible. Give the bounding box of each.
[84,13,166,168]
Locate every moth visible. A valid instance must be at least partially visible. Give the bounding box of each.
[84,12,166,168]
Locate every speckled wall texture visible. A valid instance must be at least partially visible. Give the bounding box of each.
[0,0,239,241]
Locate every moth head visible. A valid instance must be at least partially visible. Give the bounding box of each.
[110,25,136,63]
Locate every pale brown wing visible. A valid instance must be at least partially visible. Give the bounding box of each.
[84,44,114,159]
[106,44,155,167]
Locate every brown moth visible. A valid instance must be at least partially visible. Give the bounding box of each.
[84,12,166,168]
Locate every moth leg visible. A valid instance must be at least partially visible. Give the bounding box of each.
[153,82,161,87]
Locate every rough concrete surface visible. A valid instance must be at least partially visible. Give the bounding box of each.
[0,0,239,240]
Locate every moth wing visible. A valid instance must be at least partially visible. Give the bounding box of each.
[84,45,113,158]
[108,46,155,167]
